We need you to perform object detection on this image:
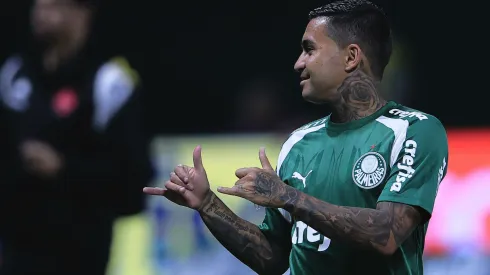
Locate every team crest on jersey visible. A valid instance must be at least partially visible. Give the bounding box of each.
[352,152,387,189]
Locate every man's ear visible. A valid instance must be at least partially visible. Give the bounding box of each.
[344,44,362,72]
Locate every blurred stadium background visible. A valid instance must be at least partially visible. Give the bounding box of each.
[1,0,488,274]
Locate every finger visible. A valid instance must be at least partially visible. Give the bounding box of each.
[143,187,166,196]
[170,172,193,190]
[193,145,204,172]
[235,167,254,179]
[259,147,273,170]
[164,180,186,195]
[144,187,185,205]
[173,166,190,183]
[217,185,242,197]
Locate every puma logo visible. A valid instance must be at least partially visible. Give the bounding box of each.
[292,170,313,188]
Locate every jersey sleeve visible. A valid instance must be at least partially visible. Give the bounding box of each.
[258,150,293,245]
[258,207,293,245]
[377,117,448,216]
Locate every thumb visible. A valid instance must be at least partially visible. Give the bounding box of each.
[259,147,273,170]
[235,167,252,179]
[193,145,205,171]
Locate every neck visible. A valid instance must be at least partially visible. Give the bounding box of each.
[329,68,386,123]
[42,28,87,73]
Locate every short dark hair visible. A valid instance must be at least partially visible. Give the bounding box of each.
[309,0,392,79]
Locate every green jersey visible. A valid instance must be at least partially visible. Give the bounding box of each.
[259,101,448,275]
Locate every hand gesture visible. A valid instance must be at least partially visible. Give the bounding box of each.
[20,140,63,179]
[143,145,212,210]
[218,148,297,208]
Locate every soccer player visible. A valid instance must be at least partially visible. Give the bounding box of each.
[144,1,448,274]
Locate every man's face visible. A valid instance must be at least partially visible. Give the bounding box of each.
[294,17,348,104]
[30,0,87,40]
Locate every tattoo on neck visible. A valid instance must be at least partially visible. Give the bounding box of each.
[331,64,386,123]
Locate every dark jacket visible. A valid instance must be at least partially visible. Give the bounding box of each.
[0,51,154,236]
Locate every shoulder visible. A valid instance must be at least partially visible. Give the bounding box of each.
[94,56,140,91]
[0,54,23,67]
[380,103,447,156]
[290,117,327,135]
[281,116,327,148]
[384,103,444,128]
[0,54,24,81]
[276,117,327,175]
[92,56,141,131]
[379,102,446,136]
[0,55,32,111]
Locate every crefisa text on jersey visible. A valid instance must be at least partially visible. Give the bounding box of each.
[390,140,417,192]
[389,109,428,121]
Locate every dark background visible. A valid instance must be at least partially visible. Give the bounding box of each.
[1,0,485,136]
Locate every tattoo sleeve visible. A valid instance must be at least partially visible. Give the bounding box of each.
[283,191,422,255]
[198,192,290,274]
[247,170,423,255]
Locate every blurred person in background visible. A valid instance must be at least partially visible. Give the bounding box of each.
[145,0,448,274]
[0,0,153,274]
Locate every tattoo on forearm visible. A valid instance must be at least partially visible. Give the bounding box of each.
[284,192,422,253]
[202,195,262,238]
[246,168,420,253]
[199,193,286,273]
[253,171,300,207]
[332,63,386,123]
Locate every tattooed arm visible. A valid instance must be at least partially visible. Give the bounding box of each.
[261,169,424,255]
[146,146,291,274]
[220,169,424,256]
[283,192,424,255]
[198,192,291,275]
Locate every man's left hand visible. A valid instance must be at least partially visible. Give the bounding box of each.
[217,148,298,208]
[20,140,64,179]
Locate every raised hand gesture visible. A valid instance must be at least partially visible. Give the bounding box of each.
[218,148,297,208]
[143,145,212,210]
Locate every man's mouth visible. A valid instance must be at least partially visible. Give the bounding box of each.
[300,75,310,84]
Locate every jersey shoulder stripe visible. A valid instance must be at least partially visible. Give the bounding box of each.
[276,117,327,176]
[377,103,446,167]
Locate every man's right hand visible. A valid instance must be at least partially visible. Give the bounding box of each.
[145,145,290,274]
[143,145,212,210]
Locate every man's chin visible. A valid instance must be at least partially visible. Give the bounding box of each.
[302,90,328,105]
